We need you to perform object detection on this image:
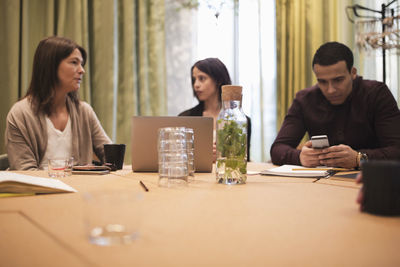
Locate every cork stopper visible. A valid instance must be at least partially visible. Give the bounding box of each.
[221,85,242,101]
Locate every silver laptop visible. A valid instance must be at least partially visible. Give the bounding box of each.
[131,116,213,172]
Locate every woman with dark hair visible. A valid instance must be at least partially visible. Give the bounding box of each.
[179,58,251,160]
[5,36,111,170]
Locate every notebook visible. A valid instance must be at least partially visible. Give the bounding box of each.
[0,171,77,194]
[261,165,330,178]
[131,116,214,172]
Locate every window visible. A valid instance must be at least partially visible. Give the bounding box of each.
[166,0,277,162]
[354,0,400,102]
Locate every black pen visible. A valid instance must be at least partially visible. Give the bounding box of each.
[312,178,321,183]
[139,180,149,192]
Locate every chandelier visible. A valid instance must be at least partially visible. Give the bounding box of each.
[175,0,238,19]
[346,2,400,51]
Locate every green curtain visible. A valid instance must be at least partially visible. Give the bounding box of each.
[275,0,354,129]
[0,0,20,156]
[0,0,166,163]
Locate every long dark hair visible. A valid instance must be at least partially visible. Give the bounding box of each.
[191,58,231,103]
[26,36,87,115]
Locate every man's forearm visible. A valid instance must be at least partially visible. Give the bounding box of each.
[270,143,301,165]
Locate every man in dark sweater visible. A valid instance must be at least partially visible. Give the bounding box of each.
[270,42,400,169]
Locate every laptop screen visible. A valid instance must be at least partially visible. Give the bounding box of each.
[131,116,213,172]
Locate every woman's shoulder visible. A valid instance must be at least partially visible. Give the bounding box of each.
[78,100,94,110]
[74,101,100,122]
[179,109,193,116]
[10,97,30,108]
[72,100,97,117]
[179,103,203,116]
[8,98,33,117]
[6,98,41,128]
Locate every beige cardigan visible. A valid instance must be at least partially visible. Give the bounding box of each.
[5,97,111,170]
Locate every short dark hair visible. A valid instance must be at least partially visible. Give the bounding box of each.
[191,58,231,102]
[26,36,87,115]
[312,42,353,72]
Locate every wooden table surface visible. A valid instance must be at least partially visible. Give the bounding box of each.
[1,162,399,267]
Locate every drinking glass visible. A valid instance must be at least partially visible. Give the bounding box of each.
[48,158,68,178]
[64,157,74,176]
[104,144,126,170]
[185,128,195,177]
[83,191,143,246]
[158,127,189,187]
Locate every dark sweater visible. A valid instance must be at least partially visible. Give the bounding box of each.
[270,76,400,165]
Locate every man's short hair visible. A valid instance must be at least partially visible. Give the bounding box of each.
[312,42,354,72]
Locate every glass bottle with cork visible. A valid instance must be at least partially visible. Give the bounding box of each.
[216,85,247,184]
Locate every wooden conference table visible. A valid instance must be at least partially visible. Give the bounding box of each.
[1,162,400,267]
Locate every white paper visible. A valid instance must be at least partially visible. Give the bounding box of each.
[261,165,329,178]
[0,171,77,193]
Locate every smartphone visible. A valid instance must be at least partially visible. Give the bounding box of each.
[72,165,111,175]
[311,135,330,149]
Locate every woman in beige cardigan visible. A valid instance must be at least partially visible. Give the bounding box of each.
[5,36,111,170]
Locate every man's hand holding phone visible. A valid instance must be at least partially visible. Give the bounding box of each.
[318,144,358,169]
[300,135,358,168]
[300,139,329,167]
